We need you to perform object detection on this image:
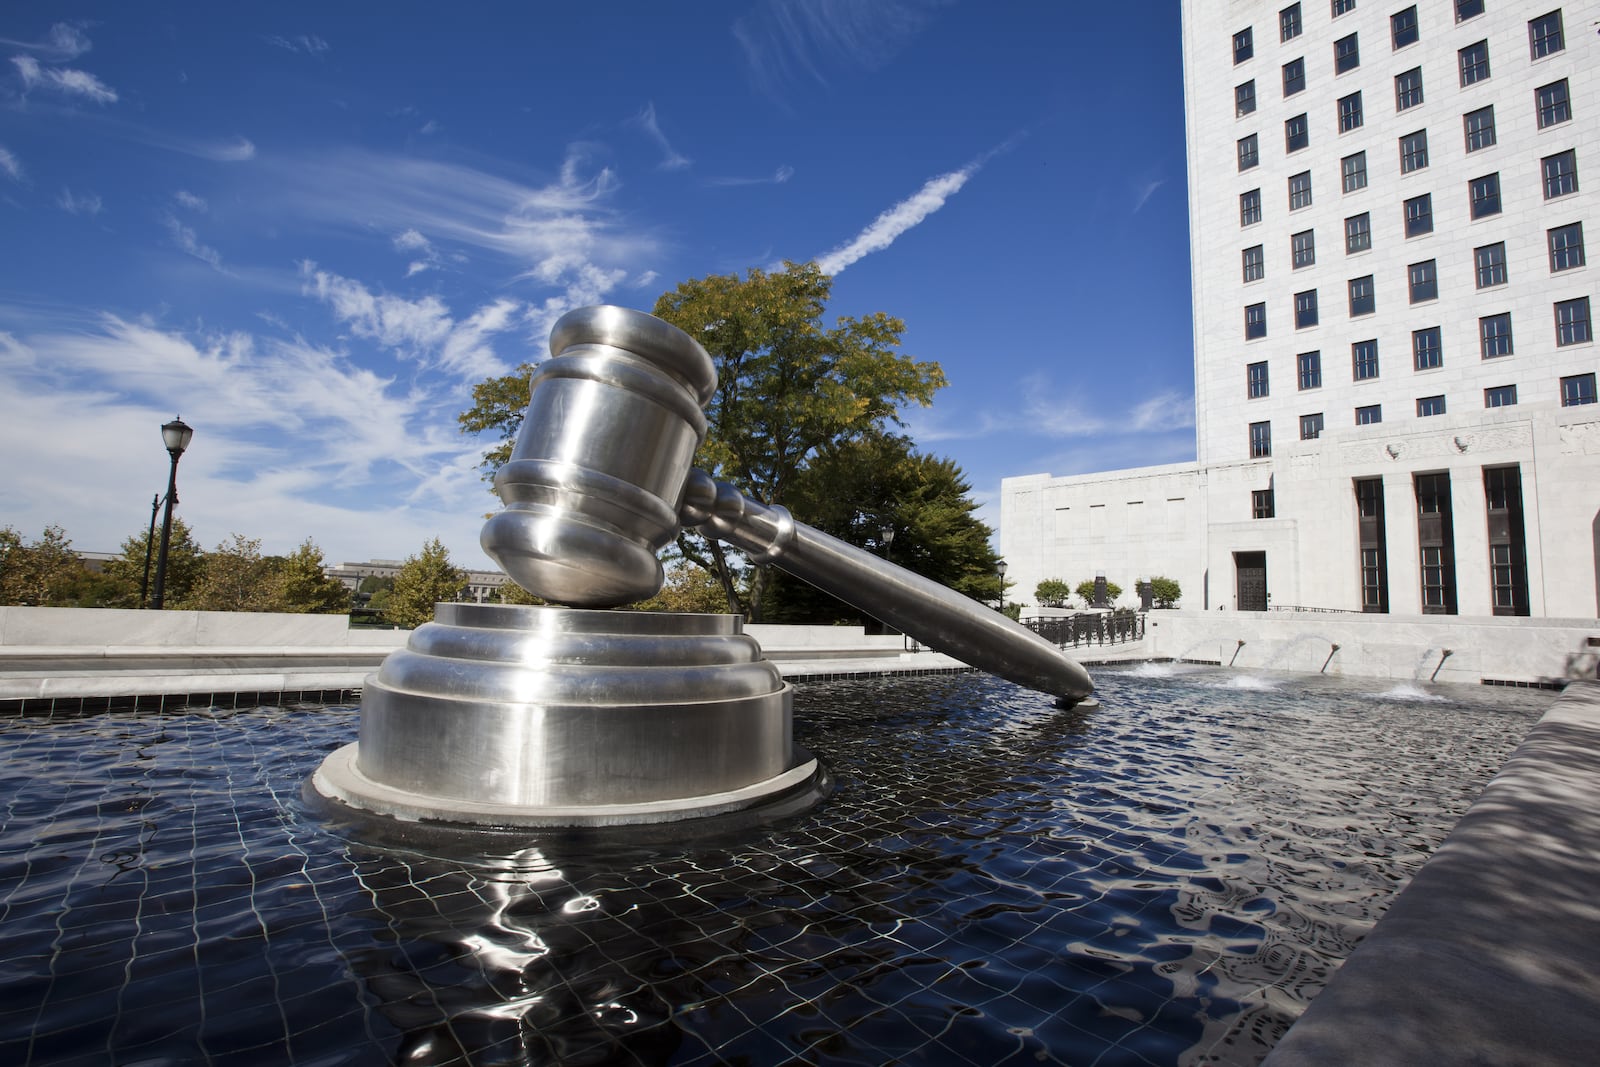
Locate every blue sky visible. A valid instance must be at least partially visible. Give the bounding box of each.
[0,2,1193,571]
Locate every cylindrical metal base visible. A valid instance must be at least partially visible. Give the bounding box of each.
[311,604,821,828]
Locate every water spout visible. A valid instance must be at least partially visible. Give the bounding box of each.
[1321,643,1341,674]
[1229,639,1246,667]
[1430,648,1454,682]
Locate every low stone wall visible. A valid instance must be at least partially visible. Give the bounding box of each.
[1264,680,1600,1065]
[1145,609,1600,686]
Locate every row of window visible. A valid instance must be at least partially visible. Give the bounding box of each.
[1246,291,1591,349]
[1245,373,1596,457]
[1240,150,1580,234]
[1243,219,1586,281]
[1234,4,1555,68]
[1237,79,1573,171]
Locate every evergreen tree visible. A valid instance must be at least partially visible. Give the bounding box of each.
[105,517,204,608]
[278,539,352,614]
[385,538,467,629]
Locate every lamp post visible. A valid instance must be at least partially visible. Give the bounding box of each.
[880,523,895,561]
[139,493,160,608]
[996,559,1008,612]
[150,417,194,610]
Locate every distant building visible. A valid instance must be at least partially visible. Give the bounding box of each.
[1004,0,1597,616]
[324,560,511,603]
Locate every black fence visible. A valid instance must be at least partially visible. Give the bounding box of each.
[1022,611,1146,649]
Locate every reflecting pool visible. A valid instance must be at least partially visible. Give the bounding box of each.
[0,666,1551,1065]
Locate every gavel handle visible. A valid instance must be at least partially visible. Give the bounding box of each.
[679,470,1094,703]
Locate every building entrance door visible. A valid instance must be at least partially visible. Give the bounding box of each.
[1235,551,1268,611]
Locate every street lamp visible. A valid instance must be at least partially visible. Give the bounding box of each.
[880,523,895,561]
[150,417,194,610]
[139,493,160,607]
[996,559,1008,611]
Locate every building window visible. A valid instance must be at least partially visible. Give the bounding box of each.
[1243,244,1265,282]
[1285,113,1309,152]
[1537,80,1571,128]
[1413,326,1442,370]
[1458,40,1490,86]
[1464,105,1496,152]
[1356,478,1389,613]
[1248,360,1270,398]
[1395,67,1424,110]
[1480,312,1513,358]
[1335,33,1360,74]
[1249,421,1272,458]
[1353,339,1380,380]
[1292,229,1316,268]
[1348,274,1376,316]
[1391,6,1418,48]
[1471,242,1507,289]
[1543,150,1578,199]
[1549,222,1586,272]
[1408,260,1438,303]
[1289,170,1312,210]
[1345,212,1372,253]
[1298,350,1322,390]
[1417,394,1446,417]
[1470,173,1501,218]
[1301,412,1325,439]
[1241,188,1262,226]
[1246,302,1267,340]
[1334,0,1356,15]
[1556,297,1592,346]
[1237,81,1257,117]
[1253,488,1276,518]
[1403,193,1433,237]
[1339,92,1364,131]
[1356,403,1383,425]
[1341,152,1367,193]
[1234,28,1254,64]
[1562,373,1598,407]
[1455,0,1483,18]
[1283,57,1306,97]
[1238,134,1259,171]
[1295,289,1319,329]
[1400,130,1428,173]
[1485,384,1517,408]
[1529,10,1565,59]
[1281,3,1303,40]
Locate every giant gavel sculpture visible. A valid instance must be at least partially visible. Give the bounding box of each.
[312,306,1093,829]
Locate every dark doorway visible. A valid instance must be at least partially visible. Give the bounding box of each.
[1235,551,1268,611]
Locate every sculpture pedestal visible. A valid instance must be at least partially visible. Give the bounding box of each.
[311,604,824,828]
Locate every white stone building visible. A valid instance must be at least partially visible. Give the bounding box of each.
[1004,0,1597,617]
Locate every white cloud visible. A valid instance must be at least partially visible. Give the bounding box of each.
[12,54,118,104]
[707,164,794,187]
[174,190,208,212]
[631,102,691,171]
[58,187,103,215]
[162,213,224,270]
[1129,391,1195,431]
[264,34,330,56]
[0,22,92,61]
[734,0,947,98]
[204,136,256,162]
[816,163,974,275]
[394,229,431,252]
[1132,178,1165,214]
[0,145,22,181]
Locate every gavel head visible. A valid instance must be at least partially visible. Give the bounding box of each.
[479,306,716,607]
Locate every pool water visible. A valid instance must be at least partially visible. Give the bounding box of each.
[0,666,1550,1065]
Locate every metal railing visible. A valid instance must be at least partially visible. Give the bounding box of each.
[1022,611,1146,649]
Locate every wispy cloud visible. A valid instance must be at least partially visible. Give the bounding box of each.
[174,189,208,212]
[263,34,330,57]
[707,164,795,188]
[1129,390,1194,431]
[162,213,224,270]
[0,145,22,181]
[1132,177,1165,214]
[57,186,102,215]
[393,228,441,276]
[0,22,93,61]
[630,102,691,170]
[11,54,118,104]
[734,0,948,97]
[199,135,256,162]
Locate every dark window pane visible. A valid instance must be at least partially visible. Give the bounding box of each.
[1485,385,1517,408]
[1246,302,1267,340]
[1353,339,1380,379]
[1286,113,1309,152]
[1345,212,1371,253]
[1543,150,1579,199]
[1392,7,1418,48]
[1550,222,1586,272]
[1241,188,1262,225]
[1404,193,1433,236]
[1530,11,1564,59]
[1417,395,1446,417]
[1237,80,1257,116]
[1464,105,1496,151]
[1537,80,1571,128]
[1459,40,1490,85]
[1282,4,1303,41]
[1475,242,1507,288]
[1470,173,1501,218]
[1400,130,1428,172]
[1556,298,1592,347]
[1335,33,1360,73]
[1339,92,1364,131]
[1396,67,1424,110]
[1349,275,1375,316]
[1234,28,1254,64]
[1413,326,1442,370]
[1356,403,1382,424]
[1238,134,1259,171]
[1480,313,1513,358]
[1283,57,1306,96]
[1342,152,1368,192]
[1298,350,1322,389]
[1409,260,1438,303]
[1295,289,1319,329]
[1562,374,1597,407]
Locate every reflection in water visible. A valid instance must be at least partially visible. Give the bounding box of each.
[0,671,1551,1066]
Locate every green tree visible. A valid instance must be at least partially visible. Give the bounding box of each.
[634,562,728,614]
[763,434,1003,625]
[103,517,204,608]
[1075,579,1124,606]
[1034,578,1072,608]
[385,538,467,629]
[0,524,91,606]
[185,534,282,612]
[1149,576,1182,609]
[278,539,352,614]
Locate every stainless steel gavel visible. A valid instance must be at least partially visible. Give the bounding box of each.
[479,305,1093,702]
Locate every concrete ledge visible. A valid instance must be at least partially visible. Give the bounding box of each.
[1264,680,1600,1066]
